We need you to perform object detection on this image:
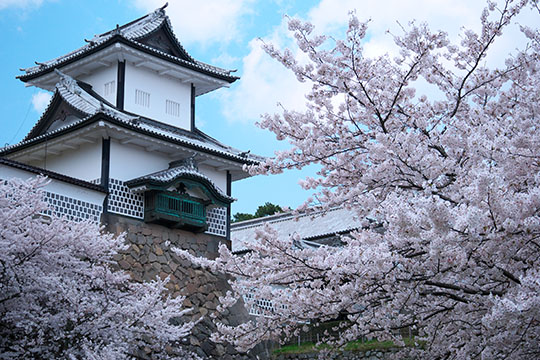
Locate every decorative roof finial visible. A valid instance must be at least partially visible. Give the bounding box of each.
[54,68,81,95]
[169,155,198,171]
[151,3,168,19]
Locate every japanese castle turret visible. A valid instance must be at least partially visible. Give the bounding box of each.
[1,5,263,359]
[2,4,261,237]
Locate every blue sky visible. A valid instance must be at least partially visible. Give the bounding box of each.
[0,0,536,215]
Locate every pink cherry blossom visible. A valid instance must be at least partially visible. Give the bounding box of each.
[0,177,198,359]
[181,1,540,358]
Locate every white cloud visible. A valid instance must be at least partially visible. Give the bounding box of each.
[221,0,538,124]
[308,0,536,64]
[31,91,52,113]
[132,0,256,47]
[211,52,241,69]
[0,0,51,10]
[219,18,311,123]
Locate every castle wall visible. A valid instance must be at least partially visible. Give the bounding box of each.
[33,140,102,181]
[109,139,169,180]
[106,213,261,359]
[78,64,118,105]
[198,164,227,193]
[124,63,192,130]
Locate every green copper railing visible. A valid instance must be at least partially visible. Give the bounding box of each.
[145,192,206,228]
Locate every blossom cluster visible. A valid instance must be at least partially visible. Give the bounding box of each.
[183,1,540,358]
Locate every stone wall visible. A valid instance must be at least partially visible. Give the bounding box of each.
[106,213,261,359]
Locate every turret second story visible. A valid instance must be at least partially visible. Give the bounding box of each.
[17,3,238,132]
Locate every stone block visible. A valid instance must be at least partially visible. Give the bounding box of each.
[189,336,200,347]
[204,301,217,310]
[186,283,197,294]
[118,260,130,270]
[136,235,146,245]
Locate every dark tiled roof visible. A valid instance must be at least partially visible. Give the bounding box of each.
[18,5,238,83]
[231,207,363,252]
[125,161,234,204]
[0,157,106,193]
[1,71,263,165]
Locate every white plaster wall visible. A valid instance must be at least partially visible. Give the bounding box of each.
[109,139,169,180]
[78,64,118,105]
[199,164,227,193]
[0,164,105,206]
[124,62,191,129]
[29,141,102,181]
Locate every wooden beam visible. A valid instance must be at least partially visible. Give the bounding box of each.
[135,61,150,68]
[28,154,43,161]
[120,137,135,145]
[79,137,95,144]
[62,143,78,150]
[46,149,61,155]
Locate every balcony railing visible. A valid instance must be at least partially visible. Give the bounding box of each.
[144,191,207,230]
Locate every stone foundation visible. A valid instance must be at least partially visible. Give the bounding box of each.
[106,213,260,359]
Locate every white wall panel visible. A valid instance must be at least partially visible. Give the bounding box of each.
[79,64,118,105]
[109,139,169,180]
[35,141,102,181]
[124,63,191,129]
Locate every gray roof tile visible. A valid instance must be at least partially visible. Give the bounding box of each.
[231,207,363,252]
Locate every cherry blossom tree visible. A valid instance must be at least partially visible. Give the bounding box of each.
[179,0,540,358]
[0,177,197,359]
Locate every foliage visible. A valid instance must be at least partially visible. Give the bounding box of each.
[232,212,257,222]
[0,177,198,359]
[181,0,540,358]
[273,337,420,355]
[232,202,284,223]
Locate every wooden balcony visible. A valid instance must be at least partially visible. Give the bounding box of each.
[144,191,207,231]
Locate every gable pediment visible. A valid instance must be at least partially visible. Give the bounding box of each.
[24,92,86,141]
[136,25,192,62]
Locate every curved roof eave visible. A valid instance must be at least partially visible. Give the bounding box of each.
[0,112,261,166]
[17,35,239,84]
[126,171,234,205]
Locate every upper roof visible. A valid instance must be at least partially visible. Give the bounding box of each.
[1,71,264,173]
[17,4,238,87]
[231,207,364,252]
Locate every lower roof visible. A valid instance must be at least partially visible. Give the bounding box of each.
[231,207,364,252]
